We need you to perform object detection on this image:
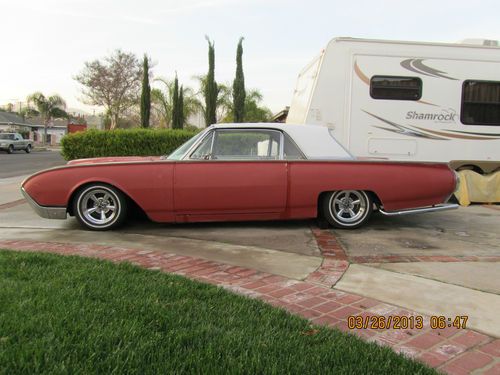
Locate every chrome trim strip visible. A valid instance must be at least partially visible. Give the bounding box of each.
[379,203,459,216]
[21,187,67,220]
[279,131,284,160]
[182,127,212,160]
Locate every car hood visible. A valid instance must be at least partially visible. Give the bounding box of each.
[67,156,162,166]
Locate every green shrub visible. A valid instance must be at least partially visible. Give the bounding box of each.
[61,128,199,160]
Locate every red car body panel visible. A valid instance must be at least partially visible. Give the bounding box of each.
[22,157,456,223]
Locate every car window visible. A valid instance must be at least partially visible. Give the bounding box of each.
[166,131,205,160]
[190,131,214,159]
[212,130,281,160]
[283,133,306,160]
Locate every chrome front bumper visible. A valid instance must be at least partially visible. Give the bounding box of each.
[378,203,459,216]
[21,187,67,220]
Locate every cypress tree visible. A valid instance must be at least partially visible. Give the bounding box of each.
[204,36,217,127]
[233,37,245,123]
[172,75,180,129]
[140,54,151,128]
[179,85,185,129]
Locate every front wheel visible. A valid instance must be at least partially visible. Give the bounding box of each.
[73,184,127,230]
[7,145,14,154]
[322,190,373,229]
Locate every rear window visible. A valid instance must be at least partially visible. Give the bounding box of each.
[461,80,500,126]
[370,76,422,100]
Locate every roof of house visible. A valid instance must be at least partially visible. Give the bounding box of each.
[0,112,62,128]
[0,112,28,125]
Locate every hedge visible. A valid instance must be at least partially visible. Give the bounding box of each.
[61,128,199,161]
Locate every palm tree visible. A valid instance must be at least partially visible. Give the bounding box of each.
[27,92,68,145]
[152,78,200,128]
[193,75,232,123]
[221,89,271,123]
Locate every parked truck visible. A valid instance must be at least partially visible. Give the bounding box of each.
[0,133,32,154]
[287,37,500,203]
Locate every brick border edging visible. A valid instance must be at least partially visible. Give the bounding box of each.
[0,198,26,210]
[306,227,349,288]
[0,239,498,374]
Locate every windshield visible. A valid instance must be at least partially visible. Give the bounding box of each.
[166,130,206,160]
[0,134,14,140]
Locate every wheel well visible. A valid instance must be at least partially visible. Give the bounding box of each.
[66,182,146,218]
[317,190,382,217]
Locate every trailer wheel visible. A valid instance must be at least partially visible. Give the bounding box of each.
[322,190,373,229]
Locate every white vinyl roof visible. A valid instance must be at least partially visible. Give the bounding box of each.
[211,123,354,160]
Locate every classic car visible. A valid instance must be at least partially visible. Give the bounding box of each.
[21,123,458,231]
[0,133,33,154]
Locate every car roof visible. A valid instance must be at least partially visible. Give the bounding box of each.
[209,123,353,160]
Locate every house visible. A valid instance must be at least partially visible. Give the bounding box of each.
[0,112,67,145]
[0,112,35,136]
[271,107,289,123]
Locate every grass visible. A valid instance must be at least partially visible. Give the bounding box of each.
[0,250,436,374]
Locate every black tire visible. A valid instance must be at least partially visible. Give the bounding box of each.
[25,144,32,153]
[322,190,373,229]
[72,184,127,231]
[7,145,14,154]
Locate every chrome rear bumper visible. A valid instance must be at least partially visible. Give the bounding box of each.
[379,203,459,216]
[21,187,67,220]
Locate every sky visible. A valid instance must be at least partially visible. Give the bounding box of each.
[1,0,500,115]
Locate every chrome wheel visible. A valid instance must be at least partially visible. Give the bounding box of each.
[331,190,367,223]
[74,185,126,230]
[323,190,373,229]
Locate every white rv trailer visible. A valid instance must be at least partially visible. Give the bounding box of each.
[287,37,500,175]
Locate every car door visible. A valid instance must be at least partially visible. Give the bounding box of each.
[14,134,23,150]
[173,128,288,220]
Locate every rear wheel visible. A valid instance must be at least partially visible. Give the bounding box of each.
[322,190,373,229]
[25,144,32,153]
[73,184,127,230]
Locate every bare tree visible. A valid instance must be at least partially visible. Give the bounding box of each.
[75,50,141,129]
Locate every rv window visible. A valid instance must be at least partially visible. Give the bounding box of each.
[370,76,422,100]
[461,80,500,126]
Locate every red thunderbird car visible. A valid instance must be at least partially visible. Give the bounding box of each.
[21,123,458,230]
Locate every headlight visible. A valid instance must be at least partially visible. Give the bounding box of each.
[0,142,7,147]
